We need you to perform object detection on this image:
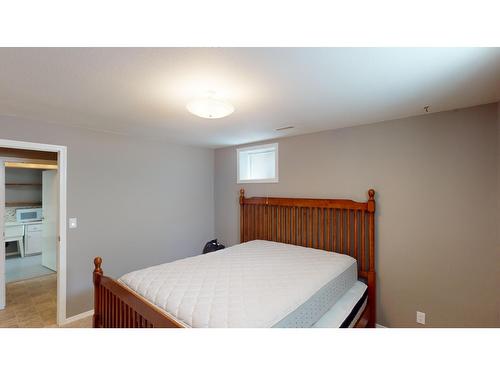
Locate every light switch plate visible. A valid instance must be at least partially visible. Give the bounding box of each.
[416,311,426,325]
[69,218,77,229]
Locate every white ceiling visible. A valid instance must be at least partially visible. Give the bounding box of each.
[0,48,499,148]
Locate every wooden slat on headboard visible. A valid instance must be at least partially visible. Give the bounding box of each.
[239,189,377,327]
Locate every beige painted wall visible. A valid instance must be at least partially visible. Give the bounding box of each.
[1,116,214,317]
[215,103,500,327]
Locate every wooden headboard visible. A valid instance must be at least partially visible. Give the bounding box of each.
[239,189,377,327]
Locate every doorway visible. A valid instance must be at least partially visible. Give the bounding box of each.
[0,139,67,326]
[4,167,57,283]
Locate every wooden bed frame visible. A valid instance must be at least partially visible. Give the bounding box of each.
[92,189,376,328]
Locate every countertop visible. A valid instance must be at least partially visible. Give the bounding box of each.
[5,220,43,227]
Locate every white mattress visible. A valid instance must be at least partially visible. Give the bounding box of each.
[312,281,368,328]
[119,240,357,328]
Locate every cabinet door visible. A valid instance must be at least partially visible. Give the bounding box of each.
[25,229,42,255]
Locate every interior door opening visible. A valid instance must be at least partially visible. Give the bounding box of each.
[0,143,66,327]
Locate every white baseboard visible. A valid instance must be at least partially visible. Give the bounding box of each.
[375,323,387,328]
[62,309,94,325]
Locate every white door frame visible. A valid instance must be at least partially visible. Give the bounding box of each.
[0,138,67,326]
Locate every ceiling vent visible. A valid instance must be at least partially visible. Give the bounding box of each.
[275,126,295,131]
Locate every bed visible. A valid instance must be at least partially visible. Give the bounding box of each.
[92,189,376,328]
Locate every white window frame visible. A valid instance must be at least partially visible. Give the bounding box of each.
[237,143,279,184]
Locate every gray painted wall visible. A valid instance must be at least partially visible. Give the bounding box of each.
[214,103,500,327]
[1,116,214,316]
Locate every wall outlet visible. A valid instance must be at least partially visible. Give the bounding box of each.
[416,311,426,325]
[69,217,78,229]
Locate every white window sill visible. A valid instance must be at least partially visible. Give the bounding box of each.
[237,178,279,184]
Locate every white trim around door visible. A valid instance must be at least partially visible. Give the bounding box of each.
[0,138,67,326]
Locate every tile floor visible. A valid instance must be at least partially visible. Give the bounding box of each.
[0,273,58,327]
[5,254,55,283]
[0,273,92,328]
[0,273,91,328]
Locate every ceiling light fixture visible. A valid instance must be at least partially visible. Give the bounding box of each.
[186,91,234,119]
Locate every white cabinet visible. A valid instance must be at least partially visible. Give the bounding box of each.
[5,223,25,257]
[5,223,24,238]
[25,223,43,256]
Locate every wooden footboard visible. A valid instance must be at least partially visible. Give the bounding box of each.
[92,257,183,328]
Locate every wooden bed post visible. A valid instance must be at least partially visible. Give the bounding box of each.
[239,189,245,243]
[367,189,376,328]
[93,257,103,328]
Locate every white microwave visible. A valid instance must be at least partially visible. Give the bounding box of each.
[16,208,43,223]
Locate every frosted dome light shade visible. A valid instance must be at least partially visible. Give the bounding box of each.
[186,97,234,119]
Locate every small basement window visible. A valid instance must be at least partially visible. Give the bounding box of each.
[237,143,278,183]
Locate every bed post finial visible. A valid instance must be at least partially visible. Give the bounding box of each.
[367,189,375,212]
[368,189,375,200]
[93,257,103,290]
[93,257,103,328]
[239,189,245,204]
[94,257,103,275]
[93,258,103,304]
